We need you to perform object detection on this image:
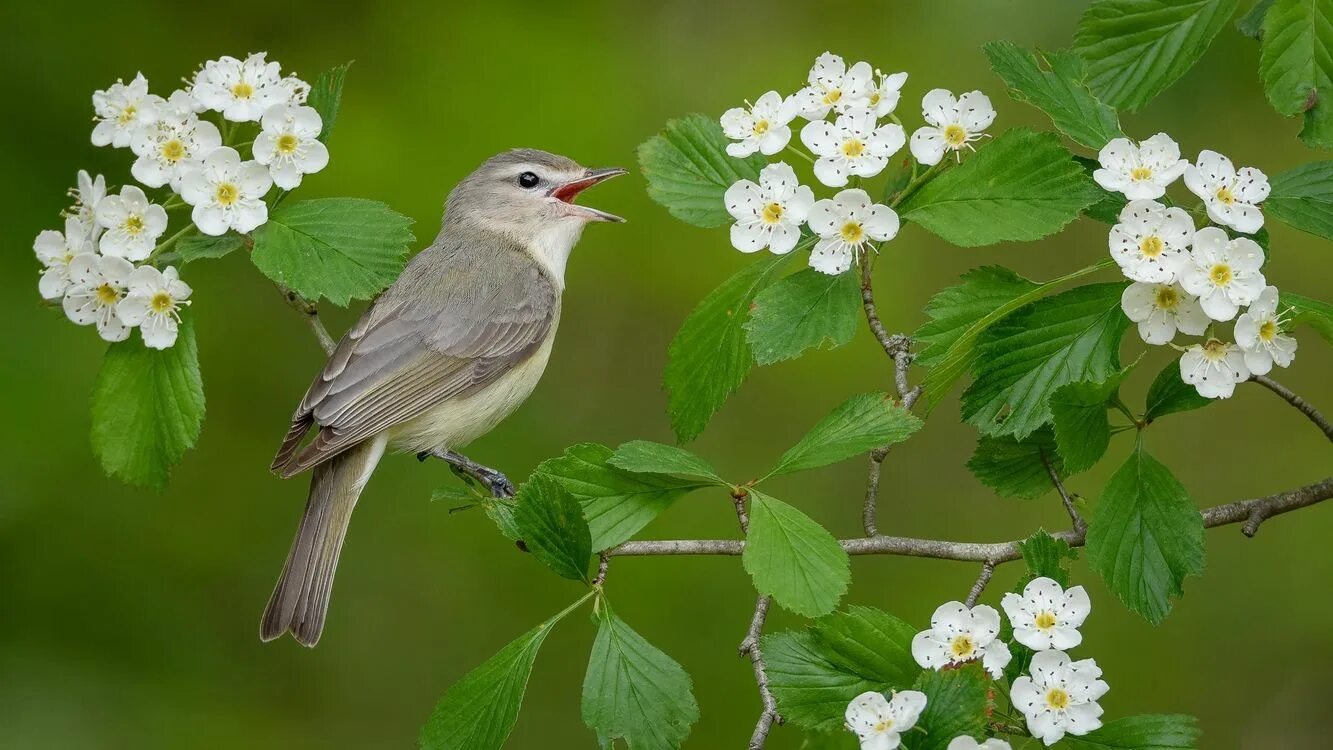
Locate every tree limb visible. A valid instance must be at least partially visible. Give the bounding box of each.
[278,284,336,354]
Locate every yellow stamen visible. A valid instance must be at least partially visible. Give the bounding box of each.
[1046,688,1070,710]
[161,140,186,163]
[117,105,137,125]
[752,119,770,136]
[1034,611,1058,630]
[1202,338,1229,361]
[215,183,239,207]
[1215,186,1236,205]
[840,222,865,244]
[1139,235,1164,258]
[149,291,175,314]
[1209,263,1233,287]
[231,81,254,99]
[1258,320,1277,342]
[95,284,120,305]
[949,634,975,659]
[841,139,865,158]
[124,215,145,236]
[943,124,967,147]
[277,133,300,154]
[761,202,784,225]
[822,89,843,105]
[1154,285,1181,310]
[1130,166,1153,181]
[873,719,893,733]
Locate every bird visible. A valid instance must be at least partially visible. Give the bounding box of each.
[261,149,625,646]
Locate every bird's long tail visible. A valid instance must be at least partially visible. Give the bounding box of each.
[260,435,386,647]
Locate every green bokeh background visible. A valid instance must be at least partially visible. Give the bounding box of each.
[3,1,1330,747]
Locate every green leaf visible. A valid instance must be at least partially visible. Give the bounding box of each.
[810,607,922,688]
[1061,714,1201,749]
[967,426,1066,500]
[1074,0,1241,112]
[482,498,523,542]
[582,604,699,750]
[962,283,1130,440]
[899,128,1102,247]
[1239,0,1277,38]
[638,113,765,228]
[1144,359,1212,421]
[1267,161,1333,240]
[983,42,1123,149]
[91,316,205,490]
[1050,370,1128,475]
[174,232,244,263]
[762,631,884,732]
[308,61,352,143]
[743,490,851,617]
[1019,529,1079,588]
[1086,442,1205,623]
[745,267,861,365]
[607,440,725,483]
[250,198,415,306]
[901,664,989,750]
[1281,290,1333,343]
[665,252,793,442]
[513,474,592,582]
[769,393,923,478]
[1077,157,1128,224]
[1260,0,1333,148]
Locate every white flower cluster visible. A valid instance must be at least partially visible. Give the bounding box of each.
[34,53,330,349]
[719,52,995,276]
[1094,135,1296,399]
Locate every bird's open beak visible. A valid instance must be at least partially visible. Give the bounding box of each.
[551,167,628,223]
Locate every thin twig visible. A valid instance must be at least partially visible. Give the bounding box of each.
[278,284,336,354]
[738,596,781,749]
[965,561,996,607]
[1251,375,1333,442]
[1042,451,1085,534]
[593,553,610,587]
[859,257,897,360]
[859,327,918,536]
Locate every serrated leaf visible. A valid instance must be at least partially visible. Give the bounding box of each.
[1144,359,1212,421]
[1281,290,1333,343]
[899,128,1102,247]
[582,604,699,750]
[1086,442,1205,623]
[743,490,851,617]
[1050,370,1128,475]
[769,393,922,478]
[1261,0,1333,148]
[1074,0,1240,112]
[1061,714,1202,749]
[174,232,244,263]
[90,316,204,490]
[810,607,922,688]
[513,474,592,582]
[745,267,861,365]
[1239,0,1277,38]
[483,498,523,542]
[984,42,1123,149]
[638,113,765,228]
[901,664,989,750]
[762,631,884,732]
[962,283,1130,440]
[1267,161,1333,240]
[308,61,352,143]
[1019,529,1079,588]
[915,267,1041,371]
[608,440,725,483]
[665,252,793,442]
[250,198,415,306]
[967,427,1066,500]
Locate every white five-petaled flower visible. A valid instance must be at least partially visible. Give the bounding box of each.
[1012,650,1108,746]
[94,185,169,261]
[1121,282,1210,346]
[1092,134,1188,200]
[807,189,899,275]
[254,104,329,189]
[1184,150,1270,234]
[724,162,814,255]
[1180,338,1250,399]
[276,75,311,107]
[1178,227,1266,321]
[802,109,906,187]
[70,170,107,229]
[911,601,1012,679]
[1235,286,1297,375]
[129,103,223,191]
[1108,199,1194,283]
[62,254,135,342]
[118,265,192,349]
[866,70,909,117]
[191,53,286,122]
[180,147,274,235]
[794,52,873,120]
[720,91,799,158]
[34,217,96,300]
[844,690,927,750]
[1000,577,1092,652]
[910,89,995,166]
[91,73,155,148]
[947,737,1012,750]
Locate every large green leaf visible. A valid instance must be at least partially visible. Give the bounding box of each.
[665,252,792,442]
[984,42,1123,149]
[768,393,922,478]
[962,283,1130,440]
[1074,0,1241,111]
[898,128,1101,247]
[250,198,415,306]
[810,607,922,689]
[582,604,699,750]
[901,664,989,750]
[90,316,205,490]
[1267,161,1333,240]
[513,474,592,582]
[1086,442,1205,623]
[1144,360,1212,422]
[308,61,352,143]
[762,631,884,732]
[967,427,1066,500]
[1281,290,1333,343]
[608,440,725,483]
[1061,714,1201,748]
[1260,0,1333,148]
[1049,370,1128,475]
[638,113,765,228]
[745,267,861,365]
[743,490,851,618]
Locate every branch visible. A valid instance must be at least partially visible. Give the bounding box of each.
[1043,451,1086,535]
[859,326,919,536]
[1251,374,1333,442]
[859,256,897,360]
[964,561,996,608]
[730,491,782,747]
[278,284,336,354]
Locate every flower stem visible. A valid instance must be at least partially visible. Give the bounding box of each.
[150,223,197,262]
[784,144,816,165]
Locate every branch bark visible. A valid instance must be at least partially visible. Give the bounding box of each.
[278,284,336,354]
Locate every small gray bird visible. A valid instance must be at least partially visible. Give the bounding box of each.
[262,149,625,646]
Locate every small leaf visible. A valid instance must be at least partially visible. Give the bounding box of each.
[175,232,245,263]
[984,42,1123,149]
[1238,0,1277,38]
[1260,0,1333,148]
[513,474,593,582]
[769,393,922,478]
[1281,290,1333,343]
[1266,161,1333,241]
[967,427,1066,500]
[608,440,725,483]
[745,267,861,365]
[761,631,884,732]
[582,604,700,750]
[1049,370,1129,475]
[1062,714,1202,749]
[901,663,989,750]
[1018,529,1079,588]
[91,316,205,490]
[810,607,922,688]
[308,61,352,143]
[1144,359,1212,422]
[743,490,851,617]
[482,498,523,542]
[638,113,765,228]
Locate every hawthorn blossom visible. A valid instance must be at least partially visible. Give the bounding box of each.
[844,690,927,750]
[190,53,286,122]
[129,104,223,191]
[910,89,996,166]
[1001,577,1092,652]
[1012,650,1108,746]
[70,170,107,229]
[94,185,169,261]
[724,162,814,254]
[807,189,899,275]
[118,265,192,349]
[1108,199,1193,283]
[947,738,1012,750]
[1184,150,1269,234]
[1092,134,1188,200]
[180,147,274,235]
[34,217,96,299]
[275,74,311,106]
[866,70,909,117]
[911,601,1011,678]
[720,91,798,157]
[802,108,905,187]
[1234,286,1297,375]
[91,73,155,148]
[1178,227,1266,321]
[793,52,873,119]
[1180,339,1250,399]
[254,104,329,189]
[61,254,135,342]
[1121,282,1210,345]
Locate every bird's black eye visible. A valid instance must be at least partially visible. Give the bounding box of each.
[518,171,540,189]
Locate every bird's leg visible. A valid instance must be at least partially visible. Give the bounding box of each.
[416,449,516,499]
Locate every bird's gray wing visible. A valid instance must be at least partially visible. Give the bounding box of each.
[272,238,558,477]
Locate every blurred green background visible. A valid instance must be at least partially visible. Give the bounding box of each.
[3,1,1330,747]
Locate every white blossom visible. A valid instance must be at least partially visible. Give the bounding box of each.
[807,189,899,275]
[180,146,274,235]
[909,89,995,166]
[1121,282,1210,345]
[911,601,1012,679]
[1178,227,1266,321]
[720,91,799,157]
[866,70,909,117]
[1108,199,1193,283]
[1012,651,1108,746]
[34,217,96,300]
[724,162,814,255]
[1184,150,1269,234]
[844,690,927,750]
[947,738,1012,750]
[275,75,311,107]
[802,108,905,187]
[94,185,169,261]
[1001,577,1092,652]
[129,99,223,191]
[793,52,873,120]
[117,265,192,349]
[1234,286,1297,375]
[91,73,155,148]
[70,170,107,229]
[1180,338,1250,399]
[190,53,286,122]
[61,253,135,342]
[1092,134,1188,200]
[253,104,329,189]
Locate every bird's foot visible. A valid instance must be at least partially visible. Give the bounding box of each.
[419,449,516,499]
